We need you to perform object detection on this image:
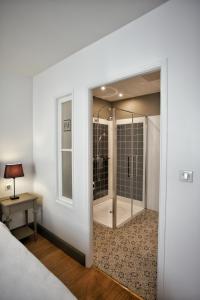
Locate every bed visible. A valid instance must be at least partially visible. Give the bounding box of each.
[0,222,77,300]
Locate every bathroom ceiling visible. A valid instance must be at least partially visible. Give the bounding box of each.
[0,0,168,76]
[92,71,160,101]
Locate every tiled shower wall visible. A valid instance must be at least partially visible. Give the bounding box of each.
[93,123,108,200]
[117,123,143,200]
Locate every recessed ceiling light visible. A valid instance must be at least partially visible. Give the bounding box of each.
[119,93,123,97]
[101,86,106,91]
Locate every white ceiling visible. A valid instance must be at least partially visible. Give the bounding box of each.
[0,0,167,76]
[93,71,160,101]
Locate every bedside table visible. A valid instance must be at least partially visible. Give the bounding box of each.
[0,193,38,240]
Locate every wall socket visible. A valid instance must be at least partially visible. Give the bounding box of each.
[6,184,12,191]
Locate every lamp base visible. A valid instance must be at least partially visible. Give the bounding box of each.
[10,196,19,200]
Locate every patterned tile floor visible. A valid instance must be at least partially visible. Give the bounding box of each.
[93,209,158,300]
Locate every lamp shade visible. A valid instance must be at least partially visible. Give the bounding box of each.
[4,163,24,178]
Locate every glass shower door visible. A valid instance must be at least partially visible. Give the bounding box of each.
[93,104,145,229]
[131,118,145,214]
[115,109,145,227]
[115,109,134,227]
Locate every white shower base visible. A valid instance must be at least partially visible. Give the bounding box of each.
[93,196,144,228]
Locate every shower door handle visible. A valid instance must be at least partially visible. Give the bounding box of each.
[128,156,130,177]
[132,155,138,178]
[135,155,138,178]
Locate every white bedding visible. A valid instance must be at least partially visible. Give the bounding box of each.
[0,222,77,300]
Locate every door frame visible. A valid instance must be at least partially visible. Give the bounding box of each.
[87,59,168,300]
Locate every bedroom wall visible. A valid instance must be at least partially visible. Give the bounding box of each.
[33,1,200,299]
[0,73,33,228]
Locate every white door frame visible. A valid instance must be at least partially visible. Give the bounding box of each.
[87,59,168,300]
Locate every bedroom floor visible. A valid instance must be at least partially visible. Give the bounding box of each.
[93,209,158,300]
[24,234,141,300]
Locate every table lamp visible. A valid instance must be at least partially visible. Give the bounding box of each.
[4,163,24,200]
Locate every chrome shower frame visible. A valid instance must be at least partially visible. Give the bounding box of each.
[95,104,148,229]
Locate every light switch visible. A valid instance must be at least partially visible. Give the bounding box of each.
[180,170,193,182]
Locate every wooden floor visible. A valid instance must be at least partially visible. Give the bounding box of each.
[24,234,142,300]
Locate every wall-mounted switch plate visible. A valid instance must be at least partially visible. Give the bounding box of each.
[179,170,193,182]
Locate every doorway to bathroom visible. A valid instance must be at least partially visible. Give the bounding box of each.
[91,69,161,300]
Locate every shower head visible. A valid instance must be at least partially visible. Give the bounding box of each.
[98,132,106,143]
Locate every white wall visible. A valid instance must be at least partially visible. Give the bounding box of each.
[0,73,33,228]
[147,116,160,211]
[33,1,200,299]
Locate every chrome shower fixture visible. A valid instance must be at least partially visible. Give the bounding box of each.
[107,107,113,121]
[98,132,106,143]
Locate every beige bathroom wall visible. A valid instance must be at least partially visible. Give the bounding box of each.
[93,97,111,120]
[93,92,160,119]
[113,92,160,118]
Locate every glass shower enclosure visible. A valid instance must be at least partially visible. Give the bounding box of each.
[93,105,147,228]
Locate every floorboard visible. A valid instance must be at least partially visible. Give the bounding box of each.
[24,234,142,300]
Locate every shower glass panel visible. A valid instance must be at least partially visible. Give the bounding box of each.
[116,109,145,227]
[116,109,133,226]
[93,102,146,228]
[93,106,112,227]
[93,122,109,200]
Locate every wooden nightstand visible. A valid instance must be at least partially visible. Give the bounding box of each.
[0,193,38,240]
